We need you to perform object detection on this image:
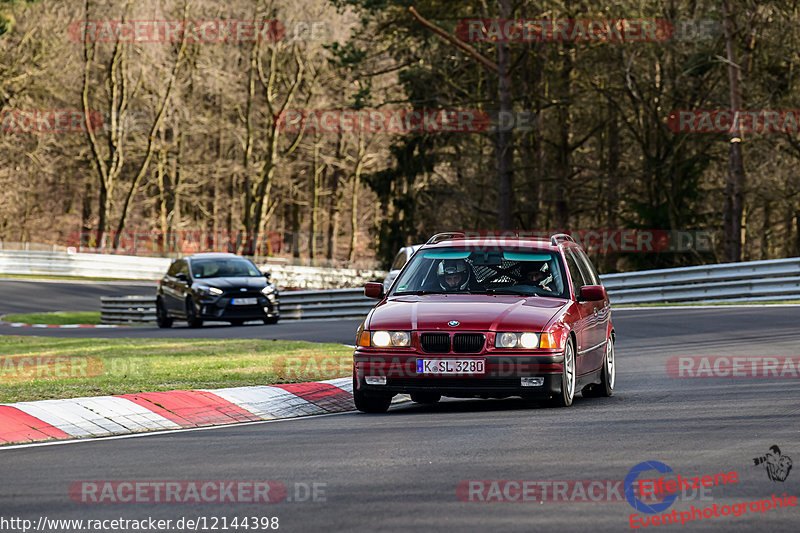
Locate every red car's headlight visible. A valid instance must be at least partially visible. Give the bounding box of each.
[359,331,411,347]
[495,332,558,349]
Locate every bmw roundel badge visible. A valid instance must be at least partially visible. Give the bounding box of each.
[448,320,460,327]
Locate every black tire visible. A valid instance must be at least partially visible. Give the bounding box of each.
[230,319,245,327]
[263,316,279,325]
[583,336,614,398]
[353,375,392,413]
[155,298,173,328]
[185,297,203,328]
[549,338,576,407]
[410,392,441,404]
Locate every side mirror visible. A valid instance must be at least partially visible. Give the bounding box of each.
[176,273,189,282]
[579,285,606,301]
[364,282,384,299]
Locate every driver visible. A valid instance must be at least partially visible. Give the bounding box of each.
[437,259,470,291]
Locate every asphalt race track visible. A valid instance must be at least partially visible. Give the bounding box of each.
[1,280,799,532]
[0,279,157,314]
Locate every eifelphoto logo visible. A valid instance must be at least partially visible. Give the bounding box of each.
[69,481,327,504]
[753,445,793,482]
[1,110,103,133]
[666,356,800,378]
[67,20,286,43]
[667,110,800,133]
[0,356,102,381]
[624,461,735,516]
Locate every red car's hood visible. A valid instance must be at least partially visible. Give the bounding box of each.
[367,294,567,331]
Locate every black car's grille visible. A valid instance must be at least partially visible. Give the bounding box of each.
[453,333,485,354]
[224,289,262,298]
[420,333,450,353]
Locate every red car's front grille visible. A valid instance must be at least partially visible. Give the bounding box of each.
[418,332,485,354]
[453,333,485,354]
[420,332,450,353]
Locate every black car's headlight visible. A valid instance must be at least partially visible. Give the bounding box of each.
[197,286,223,296]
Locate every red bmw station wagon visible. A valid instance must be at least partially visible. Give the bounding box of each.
[352,233,615,413]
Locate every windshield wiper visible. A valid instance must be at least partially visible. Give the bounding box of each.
[393,290,444,295]
[484,288,533,296]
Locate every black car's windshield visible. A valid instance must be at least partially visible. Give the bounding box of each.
[191,258,261,278]
[390,247,568,298]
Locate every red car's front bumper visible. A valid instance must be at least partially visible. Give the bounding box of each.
[353,351,565,399]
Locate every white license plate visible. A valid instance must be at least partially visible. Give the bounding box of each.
[231,298,258,306]
[416,359,485,375]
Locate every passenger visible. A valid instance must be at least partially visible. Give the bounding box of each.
[522,262,553,292]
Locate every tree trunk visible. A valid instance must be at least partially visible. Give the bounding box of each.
[494,0,513,230]
[348,134,366,263]
[722,0,745,262]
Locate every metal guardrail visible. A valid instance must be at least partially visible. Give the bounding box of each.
[0,250,386,289]
[100,289,374,324]
[99,258,800,323]
[602,257,800,305]
[100,296,158,324]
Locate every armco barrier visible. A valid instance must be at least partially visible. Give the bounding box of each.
[100,289,374,324]
[601,257,800,305]
[100,296,158,324]
[0,250,385,289]
[100,257,800,324]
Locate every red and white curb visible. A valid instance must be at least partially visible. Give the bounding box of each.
[0,378,404,446]
[1,322,123,328]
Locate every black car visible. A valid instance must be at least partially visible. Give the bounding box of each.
[156,253,279,328]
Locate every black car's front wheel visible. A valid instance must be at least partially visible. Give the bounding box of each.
[549,338,576,407]
[185,297,203,328]
[155,298,172,328]
[353,376,392,413]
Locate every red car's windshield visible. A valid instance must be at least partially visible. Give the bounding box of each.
[390,247,568,298]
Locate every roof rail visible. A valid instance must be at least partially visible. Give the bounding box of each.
[426,232,466,245]
[550,233,575,246]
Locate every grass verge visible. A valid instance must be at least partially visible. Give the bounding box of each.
[3,311,103,325]
[0,336,353,403]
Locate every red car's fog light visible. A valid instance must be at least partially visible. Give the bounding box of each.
[521,377,544,387]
